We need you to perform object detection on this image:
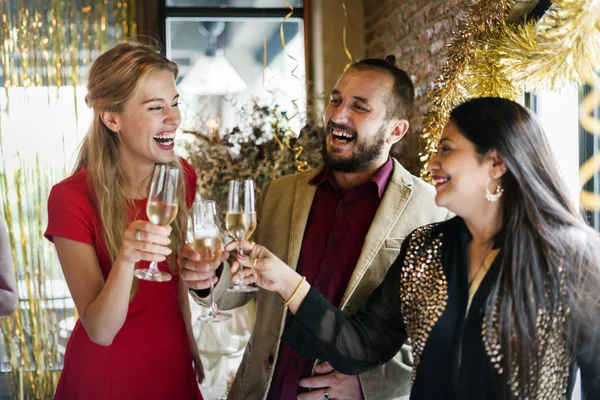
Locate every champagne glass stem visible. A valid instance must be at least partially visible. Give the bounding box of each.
[237,238,243,284]
[148,261,159,274]
[209,272,217,314]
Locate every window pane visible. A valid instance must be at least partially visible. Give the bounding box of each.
[166,17,306,134]
[166,0,303,7]
[534,86,581,204]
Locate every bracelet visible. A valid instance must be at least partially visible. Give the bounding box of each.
[283,276,306,308]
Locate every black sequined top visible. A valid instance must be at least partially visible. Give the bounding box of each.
[282,217,600,399]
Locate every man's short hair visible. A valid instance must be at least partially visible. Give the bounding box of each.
[350,55,415,120]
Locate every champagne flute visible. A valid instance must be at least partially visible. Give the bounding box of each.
[226,179,258,293]
[193,200,232,323]
[134,164,178,282]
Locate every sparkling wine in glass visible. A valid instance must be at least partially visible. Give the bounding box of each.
[193,200,232,323]
[226,179,259,293]
[134,164,178,282]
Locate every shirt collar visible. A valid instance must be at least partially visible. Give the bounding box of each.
[309,157,394,199]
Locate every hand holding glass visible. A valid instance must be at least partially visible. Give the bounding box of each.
[226,179,258,293]
[134,164,178,282]
[193,200,232,323]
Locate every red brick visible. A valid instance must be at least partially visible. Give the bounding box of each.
[363,0,469,173]
[403,0,419,19]
[387,1,400,16]
[417,0,432,9]
[429,39,446,55]
[413,49,430,65]
[433,18,454,34]
[426,3,445,20]
[445,0,470,9]
[418,27,434,42]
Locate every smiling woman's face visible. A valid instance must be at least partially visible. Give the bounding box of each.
[112,69,182,167]
[426,121,495,216]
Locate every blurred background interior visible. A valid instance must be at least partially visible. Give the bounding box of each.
[0,0,597,399]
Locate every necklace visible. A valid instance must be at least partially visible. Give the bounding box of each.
[468,241,493,285]
[467,244,500,311]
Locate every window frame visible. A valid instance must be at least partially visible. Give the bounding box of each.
[158,0,310,105]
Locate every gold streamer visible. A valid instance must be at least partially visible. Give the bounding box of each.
[277,0,308,172]
[262,32,286,175]
[341,0,354,71]
[579,75,600,210]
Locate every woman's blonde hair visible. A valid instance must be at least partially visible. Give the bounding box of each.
[75,40,188,292]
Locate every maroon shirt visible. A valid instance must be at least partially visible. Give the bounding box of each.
[267,158,394,399]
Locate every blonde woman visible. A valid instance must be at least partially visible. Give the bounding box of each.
[44,41,203,399]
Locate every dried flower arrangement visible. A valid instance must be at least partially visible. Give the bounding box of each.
[181,101,323,210]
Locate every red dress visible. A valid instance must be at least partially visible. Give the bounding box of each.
[44,159,203,400]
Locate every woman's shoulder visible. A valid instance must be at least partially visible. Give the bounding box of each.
[405,216,462,244]
[49,168,93,206]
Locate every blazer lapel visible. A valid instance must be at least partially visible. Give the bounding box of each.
[287,165,323,269]
[340,159,414,308]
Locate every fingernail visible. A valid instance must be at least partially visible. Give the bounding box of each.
[237,254,245,260]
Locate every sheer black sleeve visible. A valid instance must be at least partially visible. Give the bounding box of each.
[282,239,409,375]
[577,326,600,399]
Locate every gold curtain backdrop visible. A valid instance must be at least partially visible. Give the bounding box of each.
[0,1,137,398]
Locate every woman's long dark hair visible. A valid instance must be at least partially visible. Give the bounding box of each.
[450,97,600,396]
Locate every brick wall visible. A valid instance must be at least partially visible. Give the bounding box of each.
[363,0,473,174]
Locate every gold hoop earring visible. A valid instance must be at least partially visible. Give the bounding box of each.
[485,177,503,202]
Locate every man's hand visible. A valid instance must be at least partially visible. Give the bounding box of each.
[298,362,363,400]
[178,243,228,290]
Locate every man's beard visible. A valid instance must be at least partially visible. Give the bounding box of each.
[321,121,387,173]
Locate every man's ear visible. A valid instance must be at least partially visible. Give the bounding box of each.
[386,119,409,145]
[100,111,120,133]
[488,150,507,179]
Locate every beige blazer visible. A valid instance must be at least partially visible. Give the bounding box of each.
[194,159,450,400]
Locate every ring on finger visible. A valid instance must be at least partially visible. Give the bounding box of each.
[135,229,142,241]
[253,258,258,268]
[323,390,330,400]
[249,241,256,252]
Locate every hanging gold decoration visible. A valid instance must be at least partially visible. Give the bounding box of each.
[465,41,521,100]
[277,0,309,172]
[489,0,600,92]
[578,75,600,210]
[419,0,600,181]
[419,0,515,178]
[341,0,355,71]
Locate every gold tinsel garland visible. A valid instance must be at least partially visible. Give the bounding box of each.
[420,0,600,179]
[490,0,600,92]
[419,0,515,178]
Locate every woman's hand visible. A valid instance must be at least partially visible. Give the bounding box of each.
[192,352,205,384]
[178,244,229,290]
[227,241,310,313]
[225,241,295,294]
[117,220,173,265]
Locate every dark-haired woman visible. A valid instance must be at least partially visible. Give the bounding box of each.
[227,97,600,399]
